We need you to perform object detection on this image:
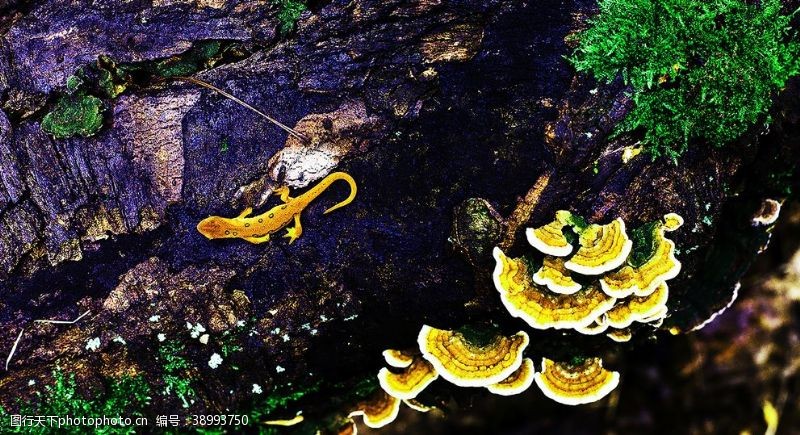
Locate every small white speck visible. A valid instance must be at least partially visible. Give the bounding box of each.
[271,327,281,335]
[113,336,126,345]
[301,323,311,330]
[252,384,263,394]
[282,333,290,342]
[276,365,285,373]
[344,314,358,321]
[148,315,160,322]
[320,315,329,322]
[269,309,278,315]
[186,322,193,330]
[236,320,246,327]
[157,333,166,342]
[208,353,223,369]
[86,337,101,351]
[311,329,318,336]
[199,334,209,345]
[28,380,35,386]
[190,323,206,339]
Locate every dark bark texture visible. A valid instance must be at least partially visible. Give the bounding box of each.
[0,0,798,431]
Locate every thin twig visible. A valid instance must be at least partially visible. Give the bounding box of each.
[33,310,91,325]
[5,310,91,371]
[171,76,311,144]
[499,170,554,249]
[5,329,25,371]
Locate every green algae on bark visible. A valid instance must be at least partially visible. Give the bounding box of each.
[41,94,104,139]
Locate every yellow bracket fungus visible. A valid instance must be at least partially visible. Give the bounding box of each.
[348,390,401,429]
[600,213,683,298]
[605,282,669,329]
[486,357,535,396]
[417,325,529,387]
[574,315,609,335]
[403,398,433,413]
[378,356,439,400]
[606,329,632,342]
[533,256,582,294]
[493,247,616,330]
[526,210,576,257]
[533,357,620,406]
[564,218,632,276]
[382,349,415,368]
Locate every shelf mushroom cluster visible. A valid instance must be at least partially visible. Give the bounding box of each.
[494,211,683,341]
[351,211,685,429]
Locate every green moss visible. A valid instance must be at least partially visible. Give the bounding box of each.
[1,368,151,434]
[456,324,501,348]
[158,341,196,408]
[274,0,307,34]
[628,221,660,267]
[41,94,104,139]
[570,0,800,161]
[219,137,230,153]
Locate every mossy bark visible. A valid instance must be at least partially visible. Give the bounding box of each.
[0,0,798,431]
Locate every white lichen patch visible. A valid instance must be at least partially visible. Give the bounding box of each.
[157,333,166,342]
[148,315,161,322]
[276,365,286,373]
[252,384,263,394]
[85,337,101,351]
[199,334,210,345]
[189,323,206,339]
[113,336,126,345]
[208,353,223,369]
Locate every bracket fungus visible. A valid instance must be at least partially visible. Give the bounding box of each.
[574,315,609,335]
[382,349,415,368]
[605,282,669,329]
[486,357,535,396]
[525,210,576,257]
[600,213,683,298]
[533,256,583,294]
[606,329,632,342]
[348,390,401,429]
[417,325,529,387]
[378,355,439,400]
[533,357,620,406]
[493,247,616,330]
[564,218,633,276]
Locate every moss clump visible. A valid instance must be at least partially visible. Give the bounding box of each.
[41,94,104,139]
[570,0,800,161]
[628,221,660,268]
[2,368,151,434]
[274,0,307,34]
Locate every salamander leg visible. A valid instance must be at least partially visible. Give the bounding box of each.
[283,214,303,244]
[243,234,271,244]
[274,186,293,203]
[236,207,254,219]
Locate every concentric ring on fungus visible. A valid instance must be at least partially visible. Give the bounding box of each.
[493,247,617,330]
[533,357,620,405]
[417,325,529,387]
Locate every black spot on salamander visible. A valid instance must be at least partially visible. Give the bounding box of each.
[224,230,230,235]
[281,205,287,210]
[258,218,263,223]
[232,231,238,236]
[245,223,250,227]
[268,213,274,218]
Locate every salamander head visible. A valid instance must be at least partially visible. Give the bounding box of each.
[197,216,239,239]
